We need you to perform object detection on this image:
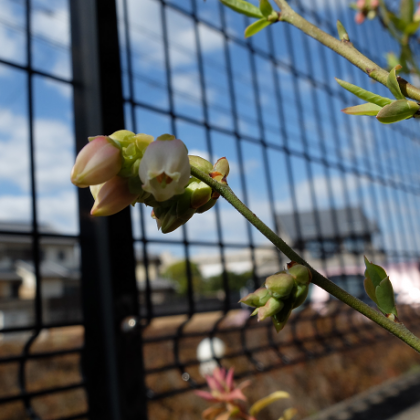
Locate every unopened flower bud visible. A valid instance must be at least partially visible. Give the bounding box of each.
[213,157,229,178]
[187,180,212,209]
[292,284,309,308]
[134,133,154,155]
[287,262,312,285]
[90,176,138,217]
[265,273,295,299]
[240,287,270,307]
[139,135,190,202]
[71,136,122,187]
[209,157,229,185]
[257,297,284,321]
[272,304,293,332]
[189,155,213,173]
[109,129,136,146]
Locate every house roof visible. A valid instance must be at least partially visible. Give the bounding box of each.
[137,277,176,292]
[0,270,21,282]
[0,221,77,246]
[15,260,80,280]
[276,207,378,242]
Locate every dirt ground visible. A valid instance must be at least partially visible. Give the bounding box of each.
[1,304,420,420]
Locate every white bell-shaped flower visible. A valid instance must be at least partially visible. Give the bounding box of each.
[139,134,190,202]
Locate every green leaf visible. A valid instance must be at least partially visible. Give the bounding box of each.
[364,256,387,289]
[388,11,407,31]
[259,0,273,17]
[342,102,382,116]
[387,65,405,100]
[364,277,378,304]
[404,20,420,34]
[400,0,415,25]
[336,20,349,42]
[335,78,393,107]
[249,391,290,416]
[278,408,298,420]
[219,0,263,18]
[245,18,271,38]
[376,99,420,124]
[375,276,398,316]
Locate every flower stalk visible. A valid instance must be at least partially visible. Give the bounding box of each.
[190,165,420,354]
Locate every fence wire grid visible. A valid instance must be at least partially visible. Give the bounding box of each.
[0,0,420,419]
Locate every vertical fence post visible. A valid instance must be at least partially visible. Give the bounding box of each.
[70,1,148,419]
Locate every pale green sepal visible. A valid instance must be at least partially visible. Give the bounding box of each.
[387,65,405,100]
[399,0,415,25]
[342,103,382,116]
[251,308,259,316]
[376,99,419,124]
[336,20,349,41]
[219,0,263,18]
[375,276,398,316]
[156,133,176,141]
[364,256,387,289]
[335,78,393,107]
[259,0,273,17]
[249,391,290,416]
[364,277,378,304]
[109,130,136,147]
[245,18,271,38]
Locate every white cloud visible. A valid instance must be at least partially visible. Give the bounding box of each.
[0,191,78,233]
[119,0,223,70]
[0,109,75,193]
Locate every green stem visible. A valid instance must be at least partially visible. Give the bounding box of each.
[191,166,420,353]
[272,0,420,101]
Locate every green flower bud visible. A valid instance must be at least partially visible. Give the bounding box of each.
[272,299,294,332]
[257,297,284,321]
[292,284,309,308]
[265,272,295,299]
[213,157,229,178]
[189,155,213,173]
[195,197,217,214]
[240,287,270,308]
[287,262,312,285]
[109,129,136,146]
[186,179,212,209]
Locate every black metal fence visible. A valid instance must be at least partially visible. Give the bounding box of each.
[1,0,420,419]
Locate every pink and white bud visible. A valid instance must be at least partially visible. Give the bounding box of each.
[355,11,365,24]
[90,176,138,217]
[71,136,122,188]
[139,135,190,202]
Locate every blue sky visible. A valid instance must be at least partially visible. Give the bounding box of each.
[1,0,420,263]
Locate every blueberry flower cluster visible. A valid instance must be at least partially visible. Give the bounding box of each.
[71,130,229,233]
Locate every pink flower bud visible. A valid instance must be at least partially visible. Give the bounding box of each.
[71,136,122,188]
[370,0,379,7]
[90,176,138,217]
[356,0,366,9]
[355,11,365,24]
